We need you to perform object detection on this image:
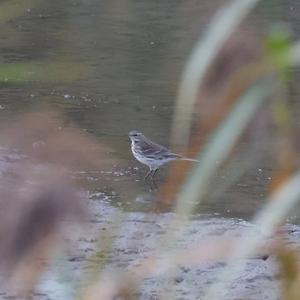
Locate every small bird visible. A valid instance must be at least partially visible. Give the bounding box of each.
[128,130,199,180]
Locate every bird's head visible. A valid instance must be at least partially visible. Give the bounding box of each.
[128,130,144,142]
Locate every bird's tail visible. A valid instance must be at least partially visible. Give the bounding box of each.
[169,153,199,162]
[180,157,199,162]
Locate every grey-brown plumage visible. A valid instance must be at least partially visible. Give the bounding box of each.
[128,130,198,180]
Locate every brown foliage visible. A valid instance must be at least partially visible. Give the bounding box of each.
[157,28,270,209]
[0,110,113,293]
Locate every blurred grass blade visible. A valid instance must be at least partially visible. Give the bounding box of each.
[0,62,90,83]
[171,0,261,148]
[79,211,126,299]
[163,78,275,247]
[288,41,300,65]
[202,171,300,300]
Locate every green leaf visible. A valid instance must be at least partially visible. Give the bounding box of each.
[0,62,90,83]
[266,24,293,70]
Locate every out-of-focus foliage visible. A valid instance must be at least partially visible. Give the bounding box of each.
[277,246,300,300]
[0,110,113,170]
[0,62,90,83]
[0,110,115,296]
[266,24,293,71]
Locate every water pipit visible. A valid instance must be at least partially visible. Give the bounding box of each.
[129,130,198,180]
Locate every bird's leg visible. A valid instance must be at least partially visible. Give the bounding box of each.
[144,169,153,181]
[150,168,158,180]
[149,178,158,191]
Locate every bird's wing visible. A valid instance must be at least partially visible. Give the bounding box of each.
[140,138,180,160]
